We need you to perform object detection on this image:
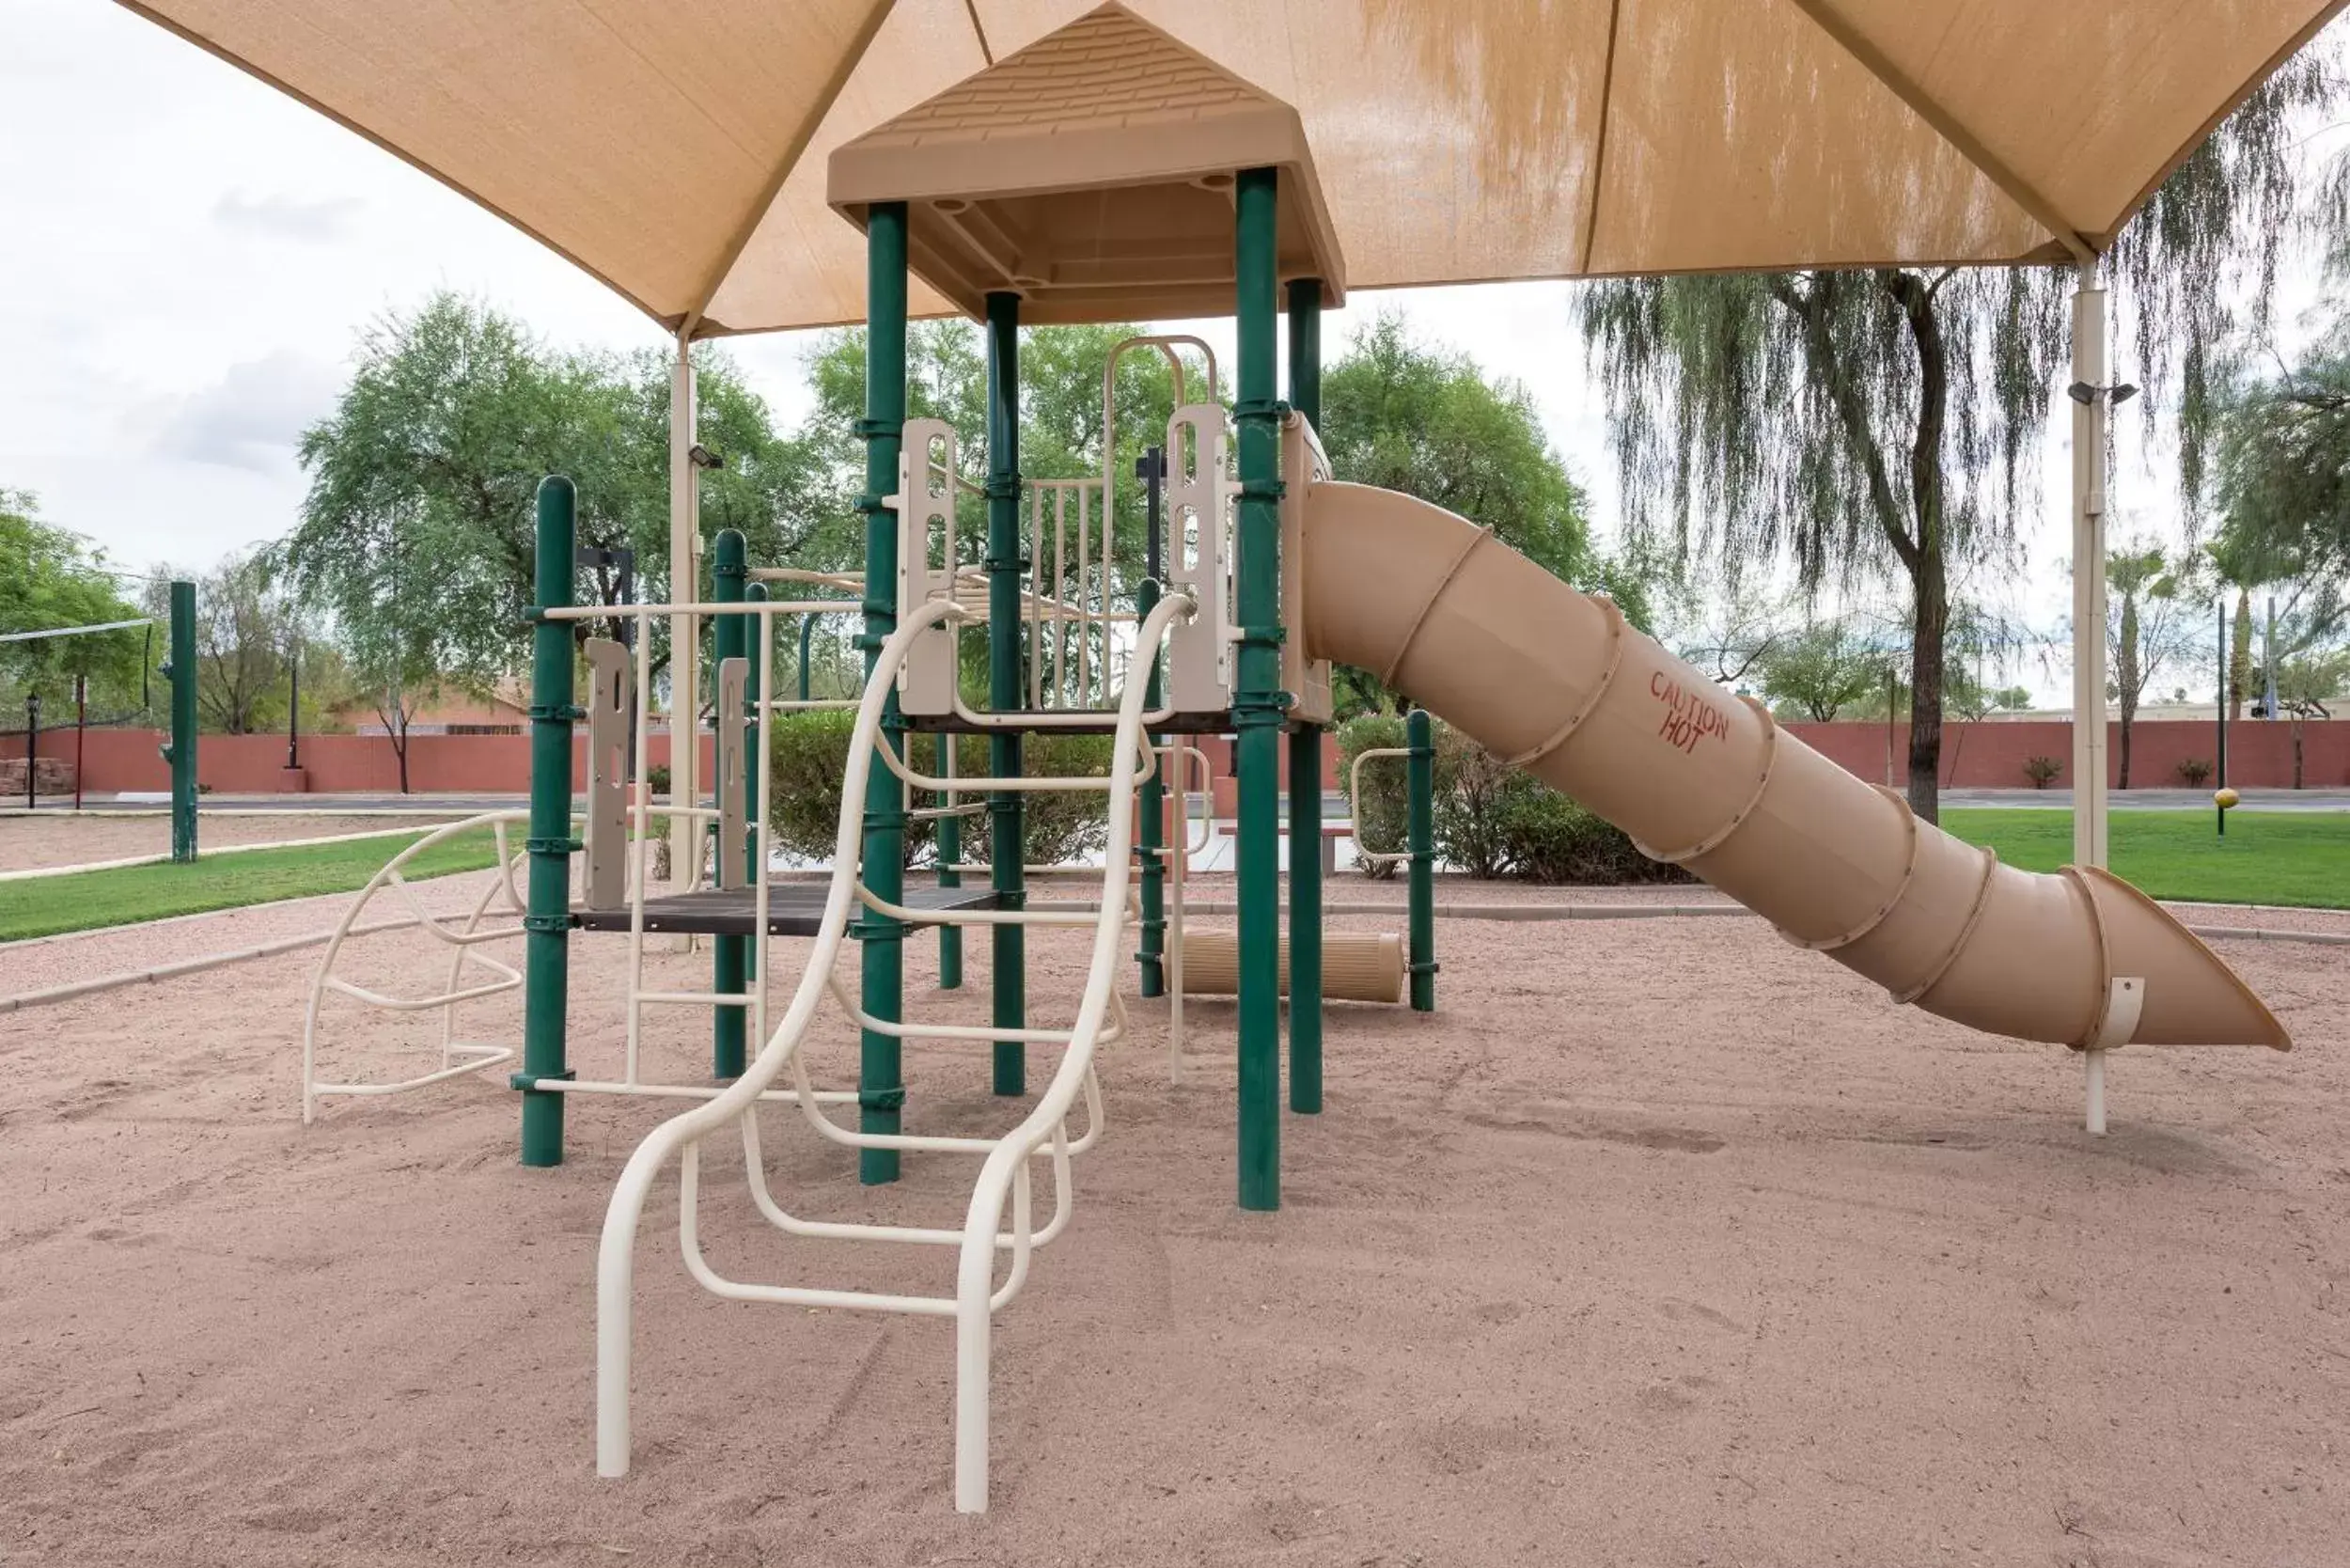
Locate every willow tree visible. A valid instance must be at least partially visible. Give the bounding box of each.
[1578,60,2327,823]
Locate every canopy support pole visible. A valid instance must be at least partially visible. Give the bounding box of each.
[1286,276,1325,1116]
[985,291,1026,1094]
[2070,262,2109,869]
[668,333,702,910]
[856,201,911,1184]
[1233,165,1282,1212]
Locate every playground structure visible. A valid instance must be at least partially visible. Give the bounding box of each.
[76,0,2342,1530]
[289,11,2291,1512]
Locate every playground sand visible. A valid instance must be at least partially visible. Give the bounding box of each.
[4,883,2348,1565]
[0,811,474,875]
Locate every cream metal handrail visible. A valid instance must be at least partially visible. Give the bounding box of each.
[595,587,1198,1515]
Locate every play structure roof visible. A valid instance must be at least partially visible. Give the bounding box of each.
[827,8,1348,323]
[120,0,2343,336]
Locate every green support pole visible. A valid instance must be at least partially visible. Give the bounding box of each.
[1233,165,1284,1211]
[744,581,766,886]
[518,477,578,1166]
[1406,708,1438,1012]
[856,203,910,1184]
[712,528,748,1079]
[1135,446,1167,997]
[936,729,963,990]
[984,290,1027,1094]
[161,580,197,863]
[1286,276,1324,1114]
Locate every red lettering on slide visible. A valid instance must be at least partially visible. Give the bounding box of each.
[1650,672,1731,755]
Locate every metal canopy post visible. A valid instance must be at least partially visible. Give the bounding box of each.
[667,335,701,908]
[1136,444,1168,997]
[163,580,197,861]
[1406,708,1437,1011]
[1286,276,1325,1114]
[711,527,748,1079]
[1233,165,1284,1211]
[519,477,579,1166]
[984,290,1027,1095]
[2070,263,2110,870]
[856,202,911,1184]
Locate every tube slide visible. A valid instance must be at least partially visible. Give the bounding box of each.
[1302,482,2289,1052]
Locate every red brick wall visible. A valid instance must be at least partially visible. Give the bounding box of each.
[14,728,714,796]
[14,720,2341,799]
[1782,719,2348,791]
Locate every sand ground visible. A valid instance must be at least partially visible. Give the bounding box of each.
[3,876,2347,1566]
[0,813,473,875]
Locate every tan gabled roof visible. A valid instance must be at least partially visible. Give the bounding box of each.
[828,7,1346,323]
[116,0,2346,336]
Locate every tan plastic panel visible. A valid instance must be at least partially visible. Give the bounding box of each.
[1182,929,1404,1004]
[1301,480,2292,1052]
[828,6,1347,322]
[1279,414,1334,726]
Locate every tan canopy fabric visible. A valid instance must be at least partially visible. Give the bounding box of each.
[121,0,2343,335]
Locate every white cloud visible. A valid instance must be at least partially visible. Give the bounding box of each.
[212,190,364,243]
[144,351,345,473]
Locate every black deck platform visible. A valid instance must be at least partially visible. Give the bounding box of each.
[573,884,1002,938]
[899,709,1253,735]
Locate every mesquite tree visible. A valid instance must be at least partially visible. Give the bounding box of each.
[1578,58,2327,823]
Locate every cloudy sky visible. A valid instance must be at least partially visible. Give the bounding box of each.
[5,0,2335,700]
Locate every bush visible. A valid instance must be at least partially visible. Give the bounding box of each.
[1333,710,1677,885]
[646,762,672,796]
[764,712,1114,869]
[1334,713,1412,879]
[1495,788,1690,886]
[2024,755,2063,789]
[2177,757,2214,787]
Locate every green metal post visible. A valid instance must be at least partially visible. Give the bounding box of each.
[1406,708,1438,1012]
[936,730,963,990]
[712,528,748,1079]
[984,290,1027,1094]
[744,581,766,886]
[856,203,910,1184]
[518,477,579,1166]
[161,580,197,863]
[1233,166,1284,1211]
[1135,447,1167,997]
[1286,277,1324,1114]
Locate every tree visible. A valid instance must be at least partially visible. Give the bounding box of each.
[1754,619,1885,722]
[1318,315,1648,714]
[277,292,821,694]
[0,491,149,712]
[149,552,310,734]
[1577,58,2328,824]
[795,315,1651,720]
[2273,642,2350,787]
[2103,543,2205,788]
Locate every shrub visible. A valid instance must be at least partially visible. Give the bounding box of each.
[646,762,672,796]
[2024,755,2063,789]
[2177,756,2214,787]
[764,712,1114,869]
[1495,788,1691,886]
[1334,713,1411,879]
[1333,710,1675,885]
[1434,726,1521,879]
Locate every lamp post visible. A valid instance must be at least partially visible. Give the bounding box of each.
[24,693,39,809]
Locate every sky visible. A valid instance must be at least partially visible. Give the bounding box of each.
[2,0,2336,705]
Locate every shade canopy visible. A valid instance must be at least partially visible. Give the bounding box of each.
[121,0,2342,335]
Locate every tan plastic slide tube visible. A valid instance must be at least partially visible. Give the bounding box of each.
[1301,482,2289,1052]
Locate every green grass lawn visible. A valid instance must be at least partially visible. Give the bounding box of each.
[0,828,506,943]
[1941,808,2350,909]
